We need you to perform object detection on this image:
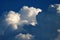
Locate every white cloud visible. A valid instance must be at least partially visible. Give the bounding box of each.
[5,6,42,30]
[56,4,60,13]
[15,33,34,40]
[5,11,21,30]
[49,4,60,14]
[2,6,41,40]
[20,6,42,26]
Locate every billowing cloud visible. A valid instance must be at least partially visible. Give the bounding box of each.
[1,4,60,40]
[15,33,34,40]
[5,6,42,30]
[20,6,42,26]
[0,6,41,40]
[5,11,21,30]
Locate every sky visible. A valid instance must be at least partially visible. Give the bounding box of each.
[0,0,60,40]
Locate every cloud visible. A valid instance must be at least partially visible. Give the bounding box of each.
[15,33,34,40]
[0,6,41,40]
[1,4,60,40]
[57,29,60,32]
[5,6,42,30]
[55,29,60,40]
[5,11,21,30]
[20,6,42,26]
[49,4,60,14]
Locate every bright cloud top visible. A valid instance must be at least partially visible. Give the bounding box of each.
[5,6,42,30]
[20,6,42,26]
[15,33,34,40]
[5,11,20,29]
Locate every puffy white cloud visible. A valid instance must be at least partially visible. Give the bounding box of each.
[5,6,42,30]
[2,6,41,40]
[20,6,42,26]
[5,11,21,30]
[15,33,34,40]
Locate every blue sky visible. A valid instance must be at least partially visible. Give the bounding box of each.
[0,0,60,40]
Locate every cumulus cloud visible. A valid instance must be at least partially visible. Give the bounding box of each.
[15,33,34,40]
[1,4,60,40]
[20,6,42,26]
[5,6,42,30]
[5,11,21,30]
[0,6,41,40]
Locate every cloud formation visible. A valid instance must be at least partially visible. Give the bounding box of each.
[49,4,60,14]
[0,4,60,40]
[5,11,21,29]
[20,6,42,26]
[0,6,41,40]
[15,33,34,40]
[55,29,60,40]
[5,6,42,30]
